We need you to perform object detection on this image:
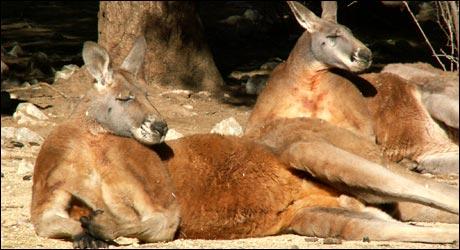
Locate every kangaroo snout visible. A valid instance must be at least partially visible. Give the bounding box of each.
[151,120,168,137]
[352,48,372,64]
[356,48,372,63]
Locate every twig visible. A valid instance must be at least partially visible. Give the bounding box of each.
[38,82,69,99]
[403,1,446,71]
[6,82,68,99]
[449,1,459,54]
[438,2,455,70]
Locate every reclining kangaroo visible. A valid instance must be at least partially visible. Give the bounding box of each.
[33,38,458,248]
[247,1,458,172]
[246,1,458,222]
[31,37,179,248]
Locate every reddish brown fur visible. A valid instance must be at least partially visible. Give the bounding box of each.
[362,72,457,163]
[31,118,180,242]
[247,59,374,139]
[247,1,457,173]
[56,125,456,244]
[161,134,340,239]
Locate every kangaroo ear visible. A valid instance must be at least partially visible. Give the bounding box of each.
[82,41,112,87]
[287,1,322,32]
[120,36,147,77]
[321,1,337,23]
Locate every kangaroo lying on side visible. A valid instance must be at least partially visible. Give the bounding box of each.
[245,1,458,222]
[33,39,458,249]
[31,37,179,248]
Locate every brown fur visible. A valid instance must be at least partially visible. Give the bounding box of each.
[31,119,180,243]
[53,132,456,244]
[362,73,458,171]
[31,37,177,247]
[246,1,458,224]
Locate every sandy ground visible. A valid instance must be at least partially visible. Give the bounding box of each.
[1,68,459,249]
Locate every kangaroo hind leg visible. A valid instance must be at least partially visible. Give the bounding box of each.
[288,206,459,243]
[280,140,459,214]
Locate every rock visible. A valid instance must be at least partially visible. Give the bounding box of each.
[164,129,184,141]
[210,117,243,136]
[1,126,44,146]
[362,236,370,242]
[1,127,16,140]
[196,91,211,97]
[16,159,33,176]
[304,237,319,242]
[183,104,194,110]
[192,91,212,100]
[1,60,8,75]
[245,75,268,95]
[15,127,44,145]
[13,103,49,125]
[160,89,192,98]
[8,44,24,57]
[322,237,342,244]
[54,64,79,82]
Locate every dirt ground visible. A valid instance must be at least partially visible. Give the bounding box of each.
[1,67,459,249]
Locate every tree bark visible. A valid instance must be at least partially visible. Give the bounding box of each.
[98,1,223,93]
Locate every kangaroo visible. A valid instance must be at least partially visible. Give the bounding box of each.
[31,37,179,248]
[245,1,458,222]
[33,40,458,248]
[59,131,458,247]
[361,62,459,174]
[246,1,458,174]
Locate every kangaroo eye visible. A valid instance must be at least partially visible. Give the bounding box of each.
[116,94,135,101]
[326,35,339,39]
[326,35,338,46]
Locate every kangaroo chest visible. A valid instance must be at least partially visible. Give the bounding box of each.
[268,73,374,137]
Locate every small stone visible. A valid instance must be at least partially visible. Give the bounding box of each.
[183,104,193,110]
[304,237,319,242]
[11,141,24,147]
[210,117,243,137]
[164,129,184,141]
[54,64,79,82]
[15,127,44,145]
[22,174,32,181]
[362,236,370,242]
[2,126,44,146]
[13,103,49,125]
[1,172,4,178]
[196,91,211,97]
[322,237,342,244]
[16,159,34,176]
[1,127,16,140]
[160,89,192,98]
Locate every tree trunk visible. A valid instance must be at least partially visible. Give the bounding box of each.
[98,1,223,93]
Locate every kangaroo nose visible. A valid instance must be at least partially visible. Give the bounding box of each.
[151,120,168,136]
[358,48,372,63]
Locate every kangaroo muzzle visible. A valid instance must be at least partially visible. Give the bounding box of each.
[131,117,168,145]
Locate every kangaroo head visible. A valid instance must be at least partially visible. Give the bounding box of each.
[82,36,168,145]
[287,1,372,72]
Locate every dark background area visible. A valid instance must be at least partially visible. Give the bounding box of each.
[0,1,450,85]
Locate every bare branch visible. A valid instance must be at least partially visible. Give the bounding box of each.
[403,1,446,71]
[449,1,459,55]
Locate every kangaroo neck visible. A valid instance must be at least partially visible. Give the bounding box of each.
[285,32,328,76]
